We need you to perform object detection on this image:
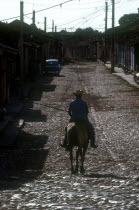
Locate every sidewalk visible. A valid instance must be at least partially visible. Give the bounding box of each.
[105,63,139,89]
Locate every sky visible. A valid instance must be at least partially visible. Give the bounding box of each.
[0,0,139,32]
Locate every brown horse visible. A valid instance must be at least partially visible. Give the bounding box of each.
[66,120,89,174]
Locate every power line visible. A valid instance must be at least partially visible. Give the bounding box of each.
[0,0,74,22]
[84,8,105,28]
[1,15,20,22]
[57,7,104,27]
[32,0,74,14]
[33,4,105,31]
[74,8,104,29]
[33,6,104,30]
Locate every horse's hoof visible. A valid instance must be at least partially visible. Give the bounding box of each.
[74,168,78,174]
[71,170,75,175]
[71,168,78,174]
[80,167,85,174]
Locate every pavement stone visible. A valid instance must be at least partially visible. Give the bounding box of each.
[0,64,139,147]
[0,62,139,209]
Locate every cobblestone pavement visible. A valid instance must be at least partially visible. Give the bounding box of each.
[0,62,139,209]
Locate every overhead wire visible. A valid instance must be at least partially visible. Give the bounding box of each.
[1,0,137,32]
[0,0,74,22]
[24,0,104,7]
[57,5,104,27]
[26,0,105,29]
[0,0,107,32]
[70,7,104,30]
[83,8,105,28]
[32,4,105,31]
[25,0,121,31]
[53,0,138,30]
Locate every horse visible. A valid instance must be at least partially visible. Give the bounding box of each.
[66,120,89,174]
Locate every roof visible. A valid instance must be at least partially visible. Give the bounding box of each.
[46,59,59,62]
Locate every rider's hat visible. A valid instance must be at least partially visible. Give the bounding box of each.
[74,90,83,97]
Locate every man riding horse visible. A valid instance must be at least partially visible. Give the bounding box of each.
[60,90,98,149]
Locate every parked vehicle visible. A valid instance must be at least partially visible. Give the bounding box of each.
[41,59,62,76]
[134,72,139,84]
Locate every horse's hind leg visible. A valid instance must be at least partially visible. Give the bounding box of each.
[80,149,86,174]
[70,150,74,174]
[75,149,80,174]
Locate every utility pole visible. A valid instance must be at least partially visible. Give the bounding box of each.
[32,10,35,26]
[52,20,54,32]
[104,0,108,63]
[55,26,57,32]
[20,1,24,80]
[111,0,115,73]
[105,1,108,31]
[44,17,47,32]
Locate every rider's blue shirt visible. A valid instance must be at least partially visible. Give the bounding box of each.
[68,98,89,120]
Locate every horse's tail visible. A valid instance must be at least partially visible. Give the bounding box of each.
[67,121,88,148]
[75,121,88,147]
[67,122,77,146]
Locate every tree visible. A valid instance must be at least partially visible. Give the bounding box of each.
[74,27,99,41]
[59,30,68,34]
[119,13,139,26]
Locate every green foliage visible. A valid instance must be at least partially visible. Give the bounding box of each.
[74,27,99,40]
[119,13,139,26]
[59,29,68,34]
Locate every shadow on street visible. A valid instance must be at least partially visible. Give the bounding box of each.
[0,76,58,189]
[84,173,128,180]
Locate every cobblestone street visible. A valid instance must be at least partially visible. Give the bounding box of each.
[0,62,139,209]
